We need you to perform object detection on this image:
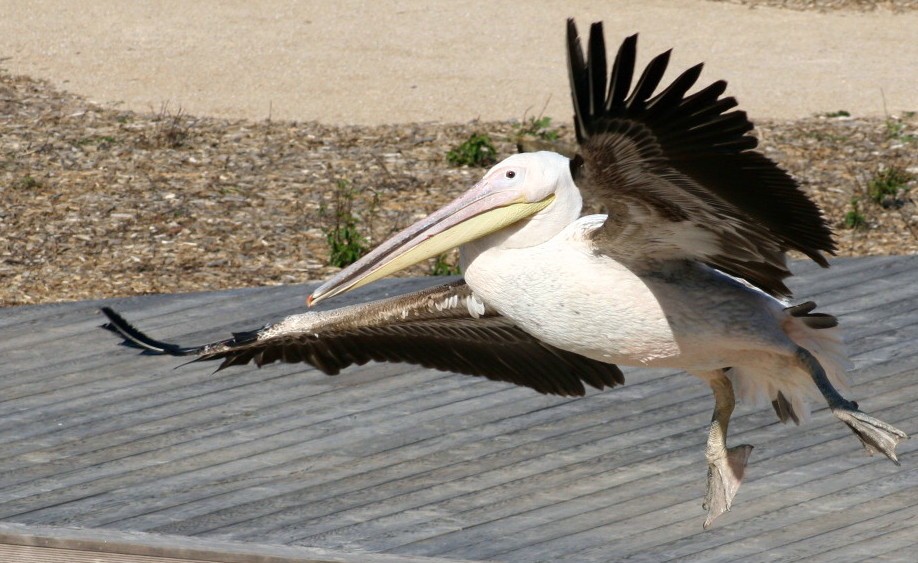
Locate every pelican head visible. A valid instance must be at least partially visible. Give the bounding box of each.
[308,151,582,305]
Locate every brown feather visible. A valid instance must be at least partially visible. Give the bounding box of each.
[101,281,625,397]
[566,19,836,297]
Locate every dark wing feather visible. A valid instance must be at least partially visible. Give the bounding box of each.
[566,19,835,297]
[101,280,624,397]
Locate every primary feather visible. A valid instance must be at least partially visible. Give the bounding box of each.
[102,281,624,397]
[566,20,836,297]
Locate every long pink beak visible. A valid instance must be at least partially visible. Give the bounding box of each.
[308,179,553,306]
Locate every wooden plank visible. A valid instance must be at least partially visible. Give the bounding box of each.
[438,366,911,560]
[3,346,916,544]
[730,504,918,562]
[351,414,918,557]
[859,527,918,563]
[272,362,912,548]
[82,370,684,532]
[0,522,468,563]
[399,414,916,560]
[500,461,917,562]
[0,257,915,562]
[304,308,918,552]
[663,488,918,561]
[50,356,912,556]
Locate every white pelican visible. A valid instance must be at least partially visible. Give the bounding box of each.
[102,20,907,528]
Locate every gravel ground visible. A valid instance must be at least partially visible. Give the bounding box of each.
[1,71,916,307]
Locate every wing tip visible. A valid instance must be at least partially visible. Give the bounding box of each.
[568,20,837,277]
[100,307,204,356]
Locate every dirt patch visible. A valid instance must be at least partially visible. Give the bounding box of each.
[1,72,916,306]
[710,0,918,11]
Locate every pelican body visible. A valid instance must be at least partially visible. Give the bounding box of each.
[466,216,791,371]
[102,20,907,529]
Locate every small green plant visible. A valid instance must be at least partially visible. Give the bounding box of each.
[843,198,867,230]
[447,133,497,167]
[867,165,913,205]
[804,130,849,143]
[822,110,850,118]
[15,175,41,190]
[886,118,904,138]
[320,180,369,268]
[885,118,916,143]
[431,252,461,276]
[76,135,117,147]
[515,115,560,141]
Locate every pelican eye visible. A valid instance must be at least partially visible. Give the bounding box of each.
[505,170,516,179]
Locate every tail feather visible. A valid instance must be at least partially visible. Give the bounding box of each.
[728,301,851,425]
[771,391,801,425]
[785,301,838,329]
[785,302,852,391]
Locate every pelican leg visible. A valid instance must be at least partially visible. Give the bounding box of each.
[795,347,908,463]
[700,370,754,529]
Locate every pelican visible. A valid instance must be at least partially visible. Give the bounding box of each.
[102,20,907,528]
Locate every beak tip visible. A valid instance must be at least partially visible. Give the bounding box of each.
[306,294,315,307]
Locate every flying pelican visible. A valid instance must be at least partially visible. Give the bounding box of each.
[102,20,907,528]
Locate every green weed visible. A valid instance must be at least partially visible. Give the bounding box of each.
[885,118,916,143]
[867,165,913,205]
[515,115,560,141]
[77,135,117,148]
[821,110,850,118]
[320,180,370,268]
[15,175,41,190]
[843,198,867,230]
[804,130,849,143]
[447,133,497,167]
[431,252,461,276]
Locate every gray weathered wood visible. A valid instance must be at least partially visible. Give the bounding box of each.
[0,257,915,562]
[0,522,466,563]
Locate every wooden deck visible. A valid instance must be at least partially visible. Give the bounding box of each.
[0,256,915,562]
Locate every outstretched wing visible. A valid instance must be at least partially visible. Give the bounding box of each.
[102,280,624,397]
[567,20,835,297]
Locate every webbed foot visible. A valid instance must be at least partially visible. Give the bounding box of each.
[832,407,908,464]
[703,444,754,529]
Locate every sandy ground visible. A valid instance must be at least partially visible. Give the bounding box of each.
[1,1,916,124]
